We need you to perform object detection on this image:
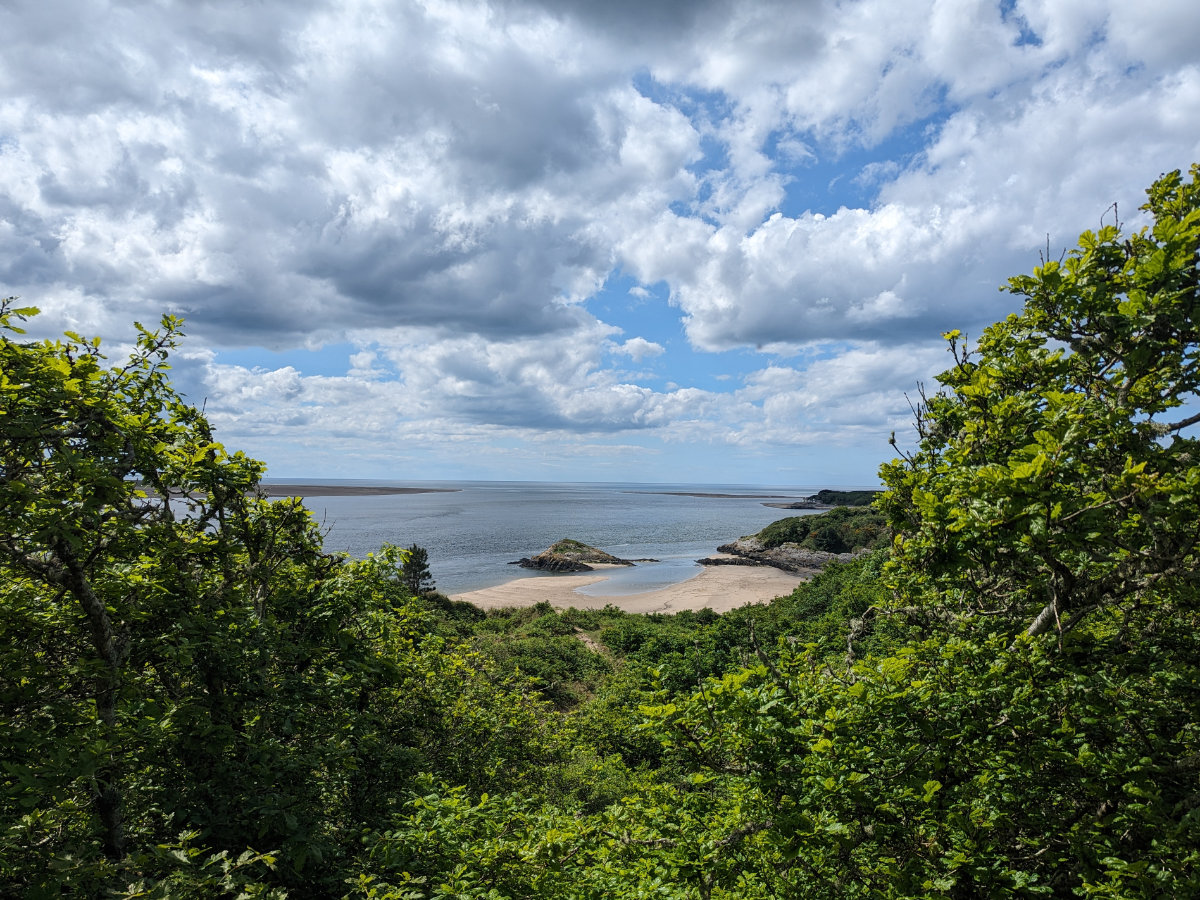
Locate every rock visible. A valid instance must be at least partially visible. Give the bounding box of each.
[709,539,870,573]
[696,556,766,567]
[717,539,764,554]
[514,555,594,572]
[515,538,636,572]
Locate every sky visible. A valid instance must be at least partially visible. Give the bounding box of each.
[2,0,1199,486]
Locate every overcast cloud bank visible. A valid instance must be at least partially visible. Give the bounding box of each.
[3,0,1198,482]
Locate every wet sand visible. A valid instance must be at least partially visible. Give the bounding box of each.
[451,559,807,615]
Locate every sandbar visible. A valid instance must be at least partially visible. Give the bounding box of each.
[257,484,461,497]
[626,491,804,500]
[451,560,807,615]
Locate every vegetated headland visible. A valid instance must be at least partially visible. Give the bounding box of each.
[761,488,879,508]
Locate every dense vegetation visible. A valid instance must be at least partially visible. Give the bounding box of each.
[808,489,878,506]
[753,506,889,553]
[2,165,1198,898]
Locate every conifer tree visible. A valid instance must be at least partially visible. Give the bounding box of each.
[401,543,435,595]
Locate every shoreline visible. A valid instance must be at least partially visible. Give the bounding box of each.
[625,490,804,500]
[450,560,807,615]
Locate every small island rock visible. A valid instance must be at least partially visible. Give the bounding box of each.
[514,538,637,573]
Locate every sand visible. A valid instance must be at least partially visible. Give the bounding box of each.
[450,559,807,615]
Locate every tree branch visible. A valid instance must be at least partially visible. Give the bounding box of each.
[1164,408,1200,432]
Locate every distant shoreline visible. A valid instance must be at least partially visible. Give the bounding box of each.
[625,491,804,500]
[257,484,461,497]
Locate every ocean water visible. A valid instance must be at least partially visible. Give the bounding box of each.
[282,480,833,596]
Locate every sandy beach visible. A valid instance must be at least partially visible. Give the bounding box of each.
[451,559,808,614]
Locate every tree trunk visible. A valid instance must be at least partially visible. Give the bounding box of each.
[58,541,127,860]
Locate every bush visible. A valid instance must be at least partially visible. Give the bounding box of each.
[755,506,889,551]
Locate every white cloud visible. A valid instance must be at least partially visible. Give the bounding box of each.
[2,0,1198,481]
[614,337,665,362]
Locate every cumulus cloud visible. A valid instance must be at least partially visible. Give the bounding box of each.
[1,0,1197,480]
[614,337,665,362]
[615,5,1200,353]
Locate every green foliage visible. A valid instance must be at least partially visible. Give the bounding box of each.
[720,550,898,658]
[617,164,1200,896]
[549,538,591,553]
[809,489,879,506]
[469,604,613,709]
[484,632,612,709]
[7,160,1200,900]
[400,544,435,595]
[755,507,889,553]
[552,166,1200,897]
[417,590,487,637]
[647,620,1200,898]
[0,304,580,896]
[355,771,782,900]
[116,834,286,899]
[879,165,1200,641]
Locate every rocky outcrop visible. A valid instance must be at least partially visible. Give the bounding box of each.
[513,553,594,572]
[699,536,870,574]
[695,555,770,567]
[513,539,637,572]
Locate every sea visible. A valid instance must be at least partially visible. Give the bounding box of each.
[276,480,842,596]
